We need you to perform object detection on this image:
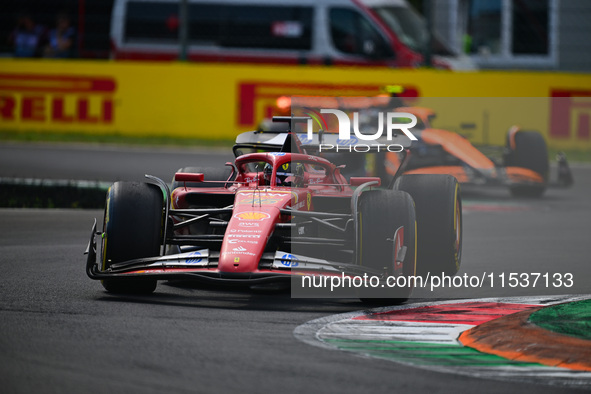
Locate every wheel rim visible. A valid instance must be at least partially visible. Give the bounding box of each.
[392,226,404,275]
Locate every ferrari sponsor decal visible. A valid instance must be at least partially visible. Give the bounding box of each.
[237,195,286,205]
[280,253,299,267]
[156,250,209,266]
[234,212,271,221]
[228,239,259,245]
[271,252,338,271]
[122,250,211,270]
[225,251,256,257]
[297,133,313,145]
[291,200,306,210]
[228,234,261,239]
[306,193,311,210]
[234,257,240,263]
[237,191,293,197]
[229,228,262,234]
[185,251,203,264]
[336,136,359,146]
[238,222,260,228]
[244,176,259,183]
[126,268,210,274]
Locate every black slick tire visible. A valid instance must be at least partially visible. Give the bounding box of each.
[101,181,163,294]
[504,130,549,198]
[357,190,417,303]
[393,174,462,277]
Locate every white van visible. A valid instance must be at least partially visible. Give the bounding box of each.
[110,0,475,69]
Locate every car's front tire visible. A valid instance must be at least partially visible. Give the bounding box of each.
[101,181,163,294]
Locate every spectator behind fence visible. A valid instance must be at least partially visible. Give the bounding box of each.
[44,13,75,58]
[8,12,45,57]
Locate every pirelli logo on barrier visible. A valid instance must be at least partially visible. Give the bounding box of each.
[237,81,419,129]
[550,89,591,141]
[0,73,116,125]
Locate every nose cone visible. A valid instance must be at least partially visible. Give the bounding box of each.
[218,190,307,274]
[219,190,291,273]
[219,209,276,273]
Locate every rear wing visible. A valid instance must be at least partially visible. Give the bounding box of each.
[235,116,413,157]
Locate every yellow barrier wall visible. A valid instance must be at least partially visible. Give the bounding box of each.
[1,59,591,150]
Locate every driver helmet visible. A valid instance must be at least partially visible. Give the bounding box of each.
[263,162,274,185]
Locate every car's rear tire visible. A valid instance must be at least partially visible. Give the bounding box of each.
[101,182,163,294]
[357,190,417,304]
[504,130,549,198]
[393,174,462,277]
[171,166,234,190]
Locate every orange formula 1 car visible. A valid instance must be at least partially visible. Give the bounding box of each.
[384,107,573,198]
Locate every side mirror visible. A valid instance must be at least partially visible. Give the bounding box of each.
[350,177,381,187]
[174,173,204,183]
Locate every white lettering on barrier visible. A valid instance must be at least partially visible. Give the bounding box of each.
[311,109,418,141]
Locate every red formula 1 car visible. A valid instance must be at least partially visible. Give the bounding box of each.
[85,117,462,302]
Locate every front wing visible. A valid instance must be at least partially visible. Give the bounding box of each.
[85,218,383,286]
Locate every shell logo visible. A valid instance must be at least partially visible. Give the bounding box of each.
[234,212,271,221]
